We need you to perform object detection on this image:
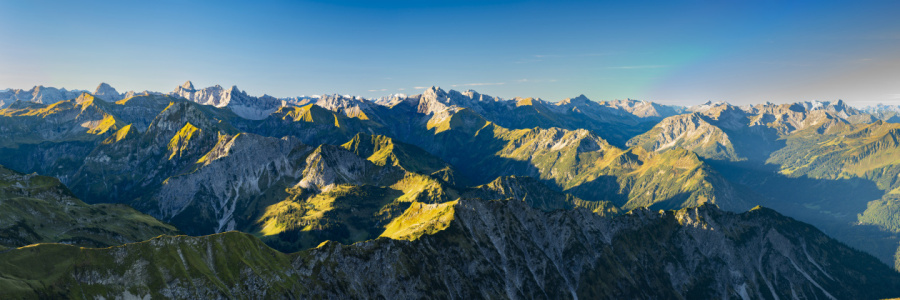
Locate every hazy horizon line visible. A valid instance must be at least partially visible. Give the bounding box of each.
[3,81,899,108]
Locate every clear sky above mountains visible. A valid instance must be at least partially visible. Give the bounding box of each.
[1,0,899,105]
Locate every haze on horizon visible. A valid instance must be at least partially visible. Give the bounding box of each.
[1,0,899,106]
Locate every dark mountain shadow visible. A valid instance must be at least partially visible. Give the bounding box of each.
[817,222,900,267]
[0,140,96,179]
[588,121,660,149]
[390,121,536,187]
[239,120,365,146]
[645,192,693,211]
[885,115,900,123]
[708,160,883,221]
[695,110,786,163]
[564,175,627,205]
[455,155,544,187]
[721,126,786,163]
[705,159,896,264]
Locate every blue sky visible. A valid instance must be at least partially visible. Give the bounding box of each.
[1,0,899,105]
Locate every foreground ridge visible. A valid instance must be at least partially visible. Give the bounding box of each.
[0,199,895,299]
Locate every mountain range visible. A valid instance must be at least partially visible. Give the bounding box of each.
[2,82,900,298]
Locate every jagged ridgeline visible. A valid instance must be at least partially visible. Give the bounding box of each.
[625,100,900,267]
[0,200,897,299]
[5,82,900,297]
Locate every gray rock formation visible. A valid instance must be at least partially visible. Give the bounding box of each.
[93,82,124,102]
[170,81,284,120]
[1,200,897,299]
[0,85,86,107]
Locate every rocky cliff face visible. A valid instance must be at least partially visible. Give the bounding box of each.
[1,200,896,299]
[420,123,751,212]
[302,94,380,122]
[6,83,900,279]
[151,134,309,234]
[93,82,124,102]
[296,145,391,193]
[302,201,887,299]
[628,113,740,160]
[68,100,230,210]
[0,85,87,108]
[628,101,855,162]
[603,98,686,119]
[170,81,283,120]
[386,87,674,147]
[415,86,501,116]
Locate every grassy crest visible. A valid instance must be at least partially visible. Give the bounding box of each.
[0,165,180,248]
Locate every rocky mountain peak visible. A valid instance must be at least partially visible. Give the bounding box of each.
[796,99,857,117]
[415,86,505,117]
[306,95,375,120]
[93,82,122,102]
[460,89,480,99]
[181,80,195,90]
[341,133,385,158]
[423,86,446,99]
[0,85,85,107]
[147,101,214,137]
[74,92,96,105]
[297,144,376,193]
[94,82,115,93]
[168,83,281,119]
[417,86,452,115]
[558,94,592,106]
[603,99,685,119]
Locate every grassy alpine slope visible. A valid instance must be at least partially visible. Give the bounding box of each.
[0,165,180,248]
[0,199,897,299]
[408,108,754,212]
[4,87,900,277]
